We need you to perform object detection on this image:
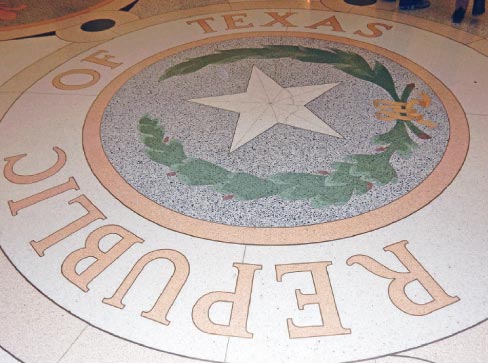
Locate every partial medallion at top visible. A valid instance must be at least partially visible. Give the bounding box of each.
[84,33,468,244]
[0,0,110,26]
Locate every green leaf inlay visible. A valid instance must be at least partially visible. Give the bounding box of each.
[134,45,438,208]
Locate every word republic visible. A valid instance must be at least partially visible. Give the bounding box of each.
[4,146,459,339]
[3,30,459,339]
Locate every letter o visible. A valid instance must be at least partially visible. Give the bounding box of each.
[52,69,101,90]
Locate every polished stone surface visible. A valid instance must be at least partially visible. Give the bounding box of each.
[1,1,488,363]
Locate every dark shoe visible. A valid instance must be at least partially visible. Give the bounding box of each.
[399,0,430,10]
[452,7,466,22]
[472,0,485,15]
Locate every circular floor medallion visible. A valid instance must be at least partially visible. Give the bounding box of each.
[0,0,135,40]
[84,31,468,245]
[2,7,488,363]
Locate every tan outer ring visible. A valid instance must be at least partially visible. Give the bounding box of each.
[83,31,469,246]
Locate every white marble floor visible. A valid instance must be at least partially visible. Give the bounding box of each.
[1,1,488,362]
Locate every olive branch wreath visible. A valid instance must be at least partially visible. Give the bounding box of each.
[137,45,433,208]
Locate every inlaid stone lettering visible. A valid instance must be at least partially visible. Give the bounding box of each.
[347,240,460,315]
[192,263,261,338]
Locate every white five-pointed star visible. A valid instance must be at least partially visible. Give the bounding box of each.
[189,66,343,152]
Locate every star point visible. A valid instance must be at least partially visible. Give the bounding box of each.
[189,66,342,152]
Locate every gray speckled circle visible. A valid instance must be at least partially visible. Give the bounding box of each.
[101,36,449,227]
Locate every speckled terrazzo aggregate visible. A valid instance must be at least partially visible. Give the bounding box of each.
[3,4,488,362]
[101,36,450,227]
[0,0,105,26]
[131,0,228,18]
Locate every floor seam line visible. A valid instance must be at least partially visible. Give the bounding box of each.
[224,337,231,362]
[392,354,437,363]
[24,91,99,97]
[466,112,488,116]
[222,245,248,362]
[242,245,247,264]
[56,325,89,363]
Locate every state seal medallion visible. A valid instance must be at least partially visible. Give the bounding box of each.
[84,32,467,244]
[1,7,488,363]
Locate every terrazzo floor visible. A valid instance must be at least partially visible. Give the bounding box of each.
[1,1,488,362]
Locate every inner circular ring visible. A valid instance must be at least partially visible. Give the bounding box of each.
[83,31,469,246]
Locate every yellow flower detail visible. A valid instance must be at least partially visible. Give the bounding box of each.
[374,93,437,129]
